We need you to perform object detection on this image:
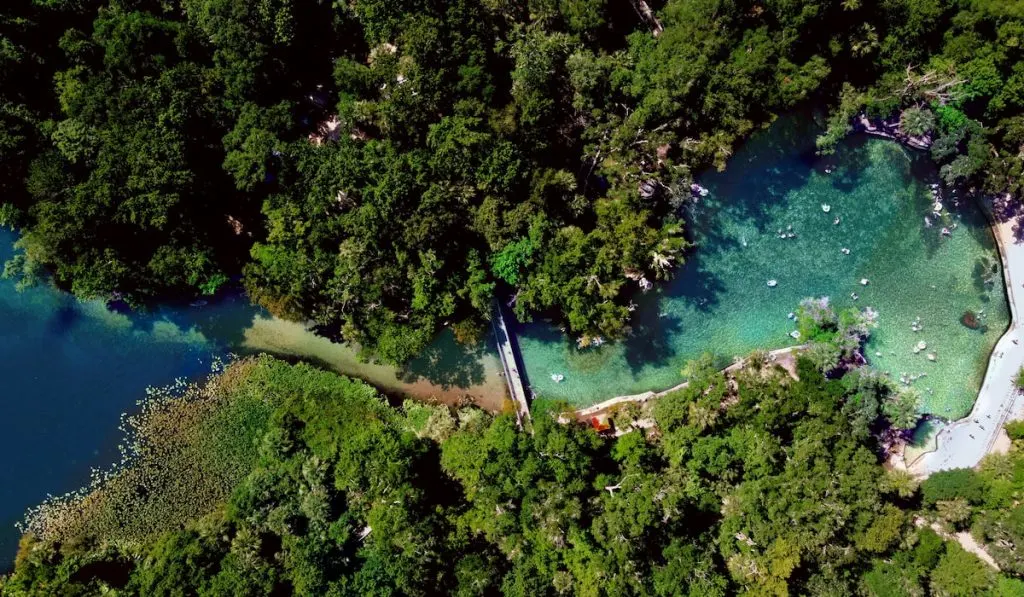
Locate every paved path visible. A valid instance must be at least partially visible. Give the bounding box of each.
[920,214,1024,473]
[574,345,804,420]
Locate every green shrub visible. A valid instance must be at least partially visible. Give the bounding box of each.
[1014,366,1024,392]
[1006,420,1024,440]
[920,468,985,506]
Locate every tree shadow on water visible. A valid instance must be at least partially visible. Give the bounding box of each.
[971,255,1001,296]
[826,135,873,194]
[102,286,263,350]
[45,303,81,337]
[619,249,725,374]
[398,330,487,390]
[621,308,683,374]
[694,116,826,235]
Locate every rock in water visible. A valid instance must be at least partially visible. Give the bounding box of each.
[961,310,981,329]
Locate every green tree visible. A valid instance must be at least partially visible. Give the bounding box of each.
[929,543,996,597]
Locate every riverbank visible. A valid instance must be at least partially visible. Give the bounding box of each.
[915,196,1024,474]
[242,316,509,412]
[0,224,511,562]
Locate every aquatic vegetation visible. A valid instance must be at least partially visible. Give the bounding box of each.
[19,357,276,546]
[8,354,1024,595]
[17,356,406,556]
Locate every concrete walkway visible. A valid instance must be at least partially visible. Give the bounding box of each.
[574,345,804,420]
[919,213,1024,474]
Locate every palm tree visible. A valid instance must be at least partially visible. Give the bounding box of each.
[883,389,921,430]
[936,497,972,528]
[850,23,879,57]
[688,402,718,431]
[880,470,919,499]
[901,106,936,137]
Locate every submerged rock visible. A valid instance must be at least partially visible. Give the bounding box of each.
[961,310,981,329]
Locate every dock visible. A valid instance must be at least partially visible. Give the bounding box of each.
[490,299,531,425]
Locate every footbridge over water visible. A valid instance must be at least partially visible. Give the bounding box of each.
[490,299,531,426]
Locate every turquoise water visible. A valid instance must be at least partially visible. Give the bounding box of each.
[517,117,1008,416]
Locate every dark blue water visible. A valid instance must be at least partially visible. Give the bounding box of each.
[0,228,265,560]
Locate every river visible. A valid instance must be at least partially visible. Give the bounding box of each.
[0,231,504,560]
[0,115,1009,562]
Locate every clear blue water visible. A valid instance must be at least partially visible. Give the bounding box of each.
[516,117,1008,415]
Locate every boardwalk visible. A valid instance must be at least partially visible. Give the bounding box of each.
[491,299,531,425]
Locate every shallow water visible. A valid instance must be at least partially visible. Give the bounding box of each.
[0,229,503,561]
[517,117,1008,416]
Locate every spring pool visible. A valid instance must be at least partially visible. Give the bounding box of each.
[516,117,1009,417]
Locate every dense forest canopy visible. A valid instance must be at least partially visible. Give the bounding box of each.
[1,0,1022,363]
[4,355,1024,596]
